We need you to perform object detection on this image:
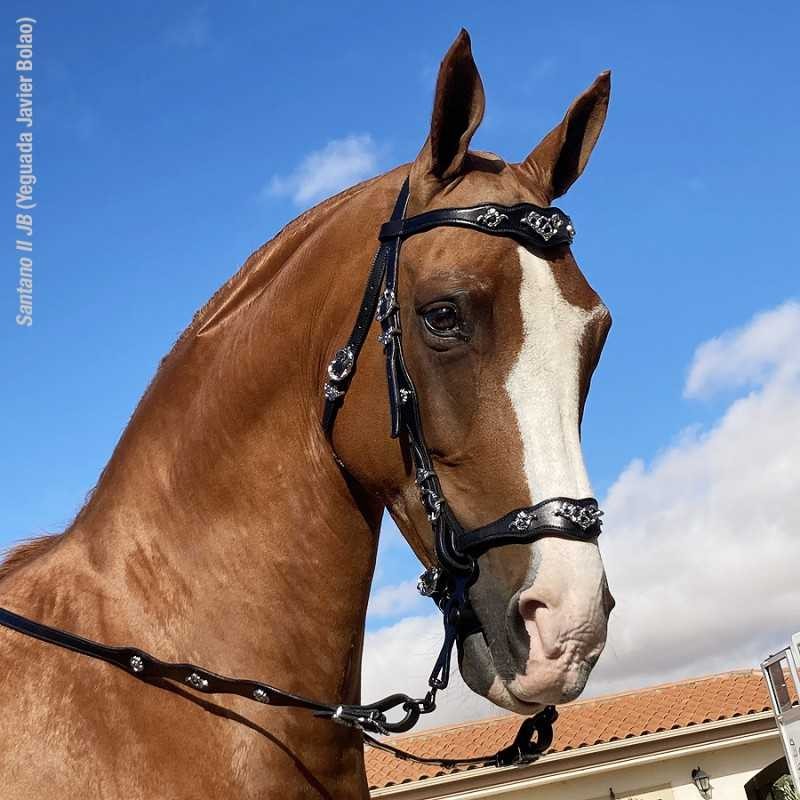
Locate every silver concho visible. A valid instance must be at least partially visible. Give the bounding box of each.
[399,388,411,404]
[521,210,565,242]
[327,345,355,382]
[509,510,536,531]
[129,655,145,674]
[253,688,270,704]
[323,382,345,401]
[375,289,398,322]
[476,207,508,229]
[417,567,442,597]
[556,501,603,531]
[186,672,209,691]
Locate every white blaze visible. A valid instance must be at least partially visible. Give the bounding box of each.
[506,247,600,502]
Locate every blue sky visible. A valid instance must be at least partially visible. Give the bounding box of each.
[3,2,800,722]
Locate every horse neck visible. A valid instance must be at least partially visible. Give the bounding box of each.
[1,177,394,704]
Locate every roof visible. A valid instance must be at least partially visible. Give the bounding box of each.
[366,669,776,790]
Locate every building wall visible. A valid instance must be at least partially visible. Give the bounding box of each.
[490,739,785,800]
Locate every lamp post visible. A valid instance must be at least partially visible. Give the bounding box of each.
[692,767,711,798]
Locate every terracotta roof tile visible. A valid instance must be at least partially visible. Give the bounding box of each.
[365,669,778,790]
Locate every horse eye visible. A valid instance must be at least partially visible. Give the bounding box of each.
[423,304,462,336]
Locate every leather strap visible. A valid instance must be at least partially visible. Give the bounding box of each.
[456,497,602,556]
[362,705,557,769]
[0,606,424,735]
[0,605,556,766]
[321,180,410,435]
[379,202,575,249]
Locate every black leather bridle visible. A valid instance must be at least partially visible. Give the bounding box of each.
[0,175,603,770]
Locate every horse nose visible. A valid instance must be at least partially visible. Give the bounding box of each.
[513,555,611,664]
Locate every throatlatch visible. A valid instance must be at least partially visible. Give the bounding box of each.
[0,174,603,771]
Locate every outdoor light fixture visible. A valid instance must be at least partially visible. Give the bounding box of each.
[691,767,711,797]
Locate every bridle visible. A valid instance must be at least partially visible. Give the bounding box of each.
[0,175,603,771]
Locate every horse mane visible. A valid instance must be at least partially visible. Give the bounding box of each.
[0,533,66,583]
[177,174,383,345]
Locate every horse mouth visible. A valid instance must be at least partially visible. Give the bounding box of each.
[459,629,546,715]
[489,681,547,715]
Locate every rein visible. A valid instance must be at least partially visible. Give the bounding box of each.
[0,174,602,771]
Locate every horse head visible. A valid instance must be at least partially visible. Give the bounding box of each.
[333,31,614,716]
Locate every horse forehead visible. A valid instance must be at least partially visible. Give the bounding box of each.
[425,156,550,209]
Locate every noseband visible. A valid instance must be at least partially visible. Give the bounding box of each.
[0,175,603,771]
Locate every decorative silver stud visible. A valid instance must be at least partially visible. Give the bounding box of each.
[323,382,345,401]
[415,468,434,485]
[565,222,576,240]
[417,567,443,597]
[327,345,355,382]
[129,655,145,673]
[477,207,508,228]
[376,290,398,321]
[186,672,209,691]
[425,494,443,522]
[399,388,411,404]
[555,501,603,531]
[377,326,399,346]
[253,688,270,704]
[418,479,443,521]
[509,510,537,531]
[521,210,564,242]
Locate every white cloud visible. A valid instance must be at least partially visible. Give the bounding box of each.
[363,299,800,724]
[588,301,800,697]
[367,580,427,619]
[265,134,381,206]
[685,300,800,398]
[363,615,499,729]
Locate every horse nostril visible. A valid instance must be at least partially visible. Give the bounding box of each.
[517,592,564,660]
[518,597,546,624]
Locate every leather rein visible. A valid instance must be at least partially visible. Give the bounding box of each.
[0,175,603,771]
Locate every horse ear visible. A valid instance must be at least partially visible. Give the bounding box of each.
[520,71,611,201]
[410,29,485,200]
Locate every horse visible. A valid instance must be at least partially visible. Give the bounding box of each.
[0,30,614,798]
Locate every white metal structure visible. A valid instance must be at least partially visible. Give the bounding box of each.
[762,637,800,788]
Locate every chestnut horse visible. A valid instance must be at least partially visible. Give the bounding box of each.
[0,31,614,798]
